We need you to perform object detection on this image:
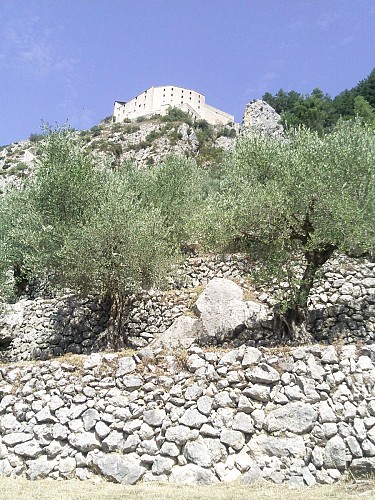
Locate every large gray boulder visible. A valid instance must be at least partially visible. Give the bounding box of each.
[242,99,283,138]
[92,453,146,484]
[263,402,317,434]
[194,278,269,345]
[26,456,57,480]
[0,301,24,347]
[149,315,200,351]
[324,435,347,471]
[169,463,219,485]
[248,435,306,459]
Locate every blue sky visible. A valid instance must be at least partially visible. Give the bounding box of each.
[0,0,374,145]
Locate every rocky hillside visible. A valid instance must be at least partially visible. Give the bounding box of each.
[0,114,236,194]
[0,101,282,194]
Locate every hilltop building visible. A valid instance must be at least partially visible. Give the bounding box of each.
[113,86,234,125]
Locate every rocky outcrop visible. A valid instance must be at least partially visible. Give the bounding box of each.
[1,343,375,485]
[242,100,283,138]
[0,302,24,348]
[193,278,269,345]
[151,278,270,351]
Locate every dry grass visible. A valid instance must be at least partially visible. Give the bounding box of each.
[0,478,374,500]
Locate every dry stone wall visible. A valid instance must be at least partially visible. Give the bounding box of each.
[1,255,375,362]
[0,255,251,362]
[1,343,375,485]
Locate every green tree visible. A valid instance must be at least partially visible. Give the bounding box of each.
[356,68,375,109]
[0,128,195,346]
[263,88,334,133]
[203,119,375,342]
[353,95,375,124]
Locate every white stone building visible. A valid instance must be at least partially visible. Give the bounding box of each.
[113,86,234,125]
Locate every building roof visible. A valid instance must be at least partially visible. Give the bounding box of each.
[117,85,205,105]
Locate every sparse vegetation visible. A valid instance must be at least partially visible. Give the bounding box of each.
[161,107,193,125]
[0,477,374,500]
[29,133,45,143]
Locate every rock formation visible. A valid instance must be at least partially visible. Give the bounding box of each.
[242,99,284,137]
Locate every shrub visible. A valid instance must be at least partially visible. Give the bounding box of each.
[161,107,193,126]
[29,133,44,143]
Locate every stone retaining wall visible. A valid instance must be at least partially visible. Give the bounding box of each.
[0,343,375,485]
[1,255,375,362]
[0,255,251,362]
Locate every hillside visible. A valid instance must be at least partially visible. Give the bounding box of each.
[0,100,375,490]
[0,110,240,195]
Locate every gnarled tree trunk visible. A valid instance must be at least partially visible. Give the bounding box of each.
[273,243,336,343]
[105,293,130,350]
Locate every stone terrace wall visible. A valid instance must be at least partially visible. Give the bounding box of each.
[1,255,375,362]
[1,344,375,485]
[0,255,251,362]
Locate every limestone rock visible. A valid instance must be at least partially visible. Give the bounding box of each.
[0,301,24,346]
[324,435,347,471]
[183,439,213,467]
[14,440,43,458]
[169,463,219,485]
[165,425,197,446]
[151,456,175,475]
[220,429,245,451]
[248,435,306,459]
[264,402,317,434]
[0,459,12,476]
[179,408,208,429]
[194,278,248,344]
[246,364,280,385]
[2,433,33,446]
[68,432,101,453]
[242,100,283,138]
[150,316,200,351]
[143,409,166,427]
[241,347,262,367]
[232,412,254,434]
[116,356,136,376]
[93,453,146,484]
[241,464,262,484]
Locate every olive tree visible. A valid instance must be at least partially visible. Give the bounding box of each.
[0,129,205,346]
[203,119,375,341]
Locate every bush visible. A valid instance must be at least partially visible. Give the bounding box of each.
[217,127,236,138]
[123,124,140,134]
[29,133,44,143]
[161,107,193,126]
[195,119,210,131]
[90,125,103,137]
